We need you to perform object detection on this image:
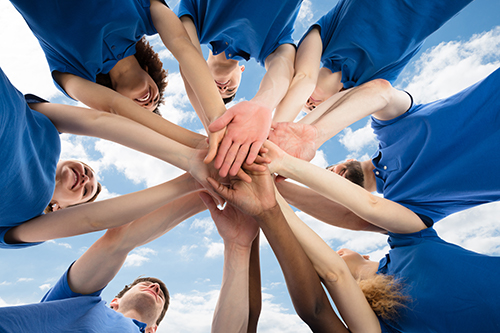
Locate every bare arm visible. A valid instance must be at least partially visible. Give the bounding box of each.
[54,72,206,149]
[247,234,261,333]
[276,193,381,333]
[276,181,386,233]
[6,173,199,244]
[199,192,260,333]
[265,141,426,234]
[68,191,205,295]
[273,28,323,122]
[205,167,342,331]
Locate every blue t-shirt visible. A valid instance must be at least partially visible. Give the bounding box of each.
[0,68,60,249]
[371,66,500,224]
[303,0,472,88]
[0,265,147,333]
[9,0,163,99]
[176,0,301,66]
[377,228,500,332]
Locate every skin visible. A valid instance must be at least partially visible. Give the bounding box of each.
[51,160,99,211]
[206,51,245,99]
[305,67,343,112]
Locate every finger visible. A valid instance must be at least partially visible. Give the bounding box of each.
[235,167,252,183]
[214,136,233,170]
[229,143,250,177]
[253,155,271,165]
[208,110,234,133]
[204,134,221,164]
[219,142,240,178]
[202,178,226,206]
[206,177,232,201]
[243,162,267,173]
[199,192,218,212]
[275,175,288,183]
[245,141,263,165]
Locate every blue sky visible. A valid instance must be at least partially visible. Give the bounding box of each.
[1,0,499,332]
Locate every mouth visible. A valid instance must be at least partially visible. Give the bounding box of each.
[215,79,229,86]
[71,169,79,190]
[309,96,321,104]
[136,88,151,104]
[146,289,158,301]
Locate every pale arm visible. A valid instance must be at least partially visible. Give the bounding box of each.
[265,141,426,233]
[276,181,386,233]
[273,28,323,123]
[276,193,381,333]
[210,44,296,177]
[54,72,206,149]
[68,191,205,295]
[6,173,199,244]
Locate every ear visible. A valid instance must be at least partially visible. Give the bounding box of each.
[146,325,158,333]
[362,255,370,260]
[51,202,61,212]
[110,298,120,310]
[346,159,355,162]
[240,65,245,72]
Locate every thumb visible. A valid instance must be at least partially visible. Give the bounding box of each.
[208,110,234,132]
[204,136,219,164]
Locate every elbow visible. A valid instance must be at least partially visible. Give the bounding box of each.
[364,79,395,105]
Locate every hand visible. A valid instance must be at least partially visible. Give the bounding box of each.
[209,101,272,178]
[261,140,287,175]
[204,128,226,164]
[205,164,277,217]
[268,122,318,161]
[199,192,259,248]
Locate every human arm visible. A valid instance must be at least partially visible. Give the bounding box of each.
[276,181,385,233]
[247,234,261,333]
[53,72,206,149]
[268,79,411,159]
[150,0,227,162]
[205,167,343,331]
[67,190,205,295]
[273,28,323,123]
[199,192,260,333]
[264,141,426,233]
[209,44,296,177]
[5,173,200,244]
[275,193,381,333]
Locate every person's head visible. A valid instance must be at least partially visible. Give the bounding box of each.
[111,277,170,332]
[47,160,101,213]
[96,37,168,115]
[206,51,245,104]
[327,159,365,188]
[337,248,408,320]
[304,67,343,112]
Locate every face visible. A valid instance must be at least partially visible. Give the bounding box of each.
[337,248,372,280]
[113,65,160,112]
[208,63,245,100]
[113,281,165,329]
[52,160,99,210]
[327,159,365,187]
[304,67,340,112]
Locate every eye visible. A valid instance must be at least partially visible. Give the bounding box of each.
[83,186,88,197]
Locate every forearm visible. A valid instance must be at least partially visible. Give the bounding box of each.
[247,235,261,333]
[151,2,226,124]
[212,243,252,333]
[68,192,205,295]
[7,173,199,244]
[277,181,384,232]
[253,44,295,111]
[275,155,425,233]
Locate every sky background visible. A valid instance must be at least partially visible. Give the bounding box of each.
[1,0,500,332]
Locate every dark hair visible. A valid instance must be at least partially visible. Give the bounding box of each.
[327,160,365,188]
[44,182,102,214]
[222,93,236,104]
[115,277,170,326]
[96,36,168,115]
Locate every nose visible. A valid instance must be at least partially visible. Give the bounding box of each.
[217,85,227,92]
[150,283,160,293]
[81,173,89,185]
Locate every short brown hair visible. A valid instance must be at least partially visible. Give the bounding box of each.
[96,36,168,115]
[115,277,170,326]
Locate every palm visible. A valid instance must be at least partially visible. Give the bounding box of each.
[214,204,259,248]
[268,122,318,161]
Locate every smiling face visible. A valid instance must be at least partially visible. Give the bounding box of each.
[113,66,160,112]
[206,54,245,101]
[52,160,99,210]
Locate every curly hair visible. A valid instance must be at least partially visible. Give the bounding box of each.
[358,274,409,321]
[115,277,170,326]
[96,36,168,115]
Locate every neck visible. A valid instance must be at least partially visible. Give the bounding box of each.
[207,51,239,71]
[361,160,377,192]
[358,260,380,281]
[119,309,155,330]
[108,55,138,87]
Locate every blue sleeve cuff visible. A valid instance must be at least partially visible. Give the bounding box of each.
[0,227,44,249]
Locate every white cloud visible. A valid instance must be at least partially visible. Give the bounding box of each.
[400,26,500,103]
[338,119,377,155]
[0,281,11,286]
[158,72,198,125]
[0,2,63,99]
[310,149,328,168]
[124,247,158,268]
[39,284,51,292]
[205,241,224,258]
[178,244,199,261]
[16,278,34,283]
[296,0,314,27]
[190,217,216,235]
[46,240,72,249]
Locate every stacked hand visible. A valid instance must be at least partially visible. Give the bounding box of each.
[268,122,318,161]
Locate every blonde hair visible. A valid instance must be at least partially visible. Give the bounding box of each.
[358,274,409,321]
